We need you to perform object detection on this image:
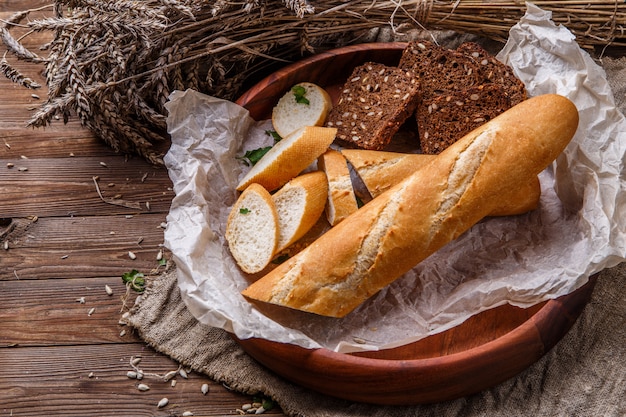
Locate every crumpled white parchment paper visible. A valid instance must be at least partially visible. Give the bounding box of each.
[163,4,626,353]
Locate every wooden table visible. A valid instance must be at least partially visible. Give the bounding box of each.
[0,2,285,415]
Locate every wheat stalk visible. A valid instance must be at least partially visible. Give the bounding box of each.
[1,0,624,164]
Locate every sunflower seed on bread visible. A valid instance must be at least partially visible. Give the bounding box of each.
[325,62,420,150]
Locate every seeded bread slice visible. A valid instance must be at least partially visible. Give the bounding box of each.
[417,83,512,154]
[456,42,527,106]
[325,62,420,150]
[398,40,481,97]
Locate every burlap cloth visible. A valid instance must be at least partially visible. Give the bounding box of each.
[126,55,626,416]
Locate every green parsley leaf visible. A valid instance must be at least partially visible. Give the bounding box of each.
[158,257,167,266]
[238,146,273,166]
[121,269,146,293]
[292,85,310,105]
[266,130,282,141]
[239,207,251,214]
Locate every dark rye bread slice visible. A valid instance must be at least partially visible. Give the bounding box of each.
[325,62,420,150]
[456,42,527,105]
[417,83,512,154]
[398,40,482,96]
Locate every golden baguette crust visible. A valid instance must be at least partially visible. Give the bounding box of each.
[236,126,336,192]
[242,94,579,317]
[273,171,329,253]
[341,149,540,215]
[340,150,431,198]
[317,150,359,226]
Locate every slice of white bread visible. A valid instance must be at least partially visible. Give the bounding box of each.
[271,82,333,138]
[225,183,279,274]
[342,149,541,215]
[236,126,336,192]
[272,171,329,253]
[317,149,359,226]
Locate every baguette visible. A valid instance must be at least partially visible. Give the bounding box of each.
[341,149,541,215]
[272,82,333,138]
[242,94,579,317]
[225,183,279,274]
[317,150,359,226]
[236,126,336,192]
[272,171,329,253]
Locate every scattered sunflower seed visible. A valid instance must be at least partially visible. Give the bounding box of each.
[61,254,69,259]
[145,201,151,211]
[201,383,209,395]
[157,398,169,408]
[127,371,138,379]
[178,368,188,379]
[69,152,74,157]
[159,222,167,229]
[3,241,8,250]
[137,237,144,245]
[171,379,177,387]
[6,163,14,168]
[255,407,266,415]
[130,357,142,366]
[163,370,177,382]
[87,307,95,316]
[105,284,113,296]
[88,372,94,378]
[156,250,163,261]
[18,167,28,172]
[100,161,108,167]
[137,383,150,391]
[76,297,86,304]
[128,251,137,260]
[241,404,252,411]
[20,155,28,159]
[31,93,40,99]
[4,143,10,149]
[136,370,144,380]
[182,412,194,417]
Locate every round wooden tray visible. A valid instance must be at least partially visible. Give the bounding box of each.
[234,43,597,405]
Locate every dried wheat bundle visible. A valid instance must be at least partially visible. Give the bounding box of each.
[2,0,624,164]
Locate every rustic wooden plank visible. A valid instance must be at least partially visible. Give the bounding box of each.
[0,157,173,217]
[1,214,169,280]
[0,276,141,346]
[0,343,284,416]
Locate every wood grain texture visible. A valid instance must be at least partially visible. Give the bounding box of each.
[0,4,285,414]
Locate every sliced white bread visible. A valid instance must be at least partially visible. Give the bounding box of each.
[225,183,279,274]
[342,149,541,216]
[272,171,329,253]
[317,149,359,226]
[236,125,336,192]
[341,149,432,198]
[271,82,333,138]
